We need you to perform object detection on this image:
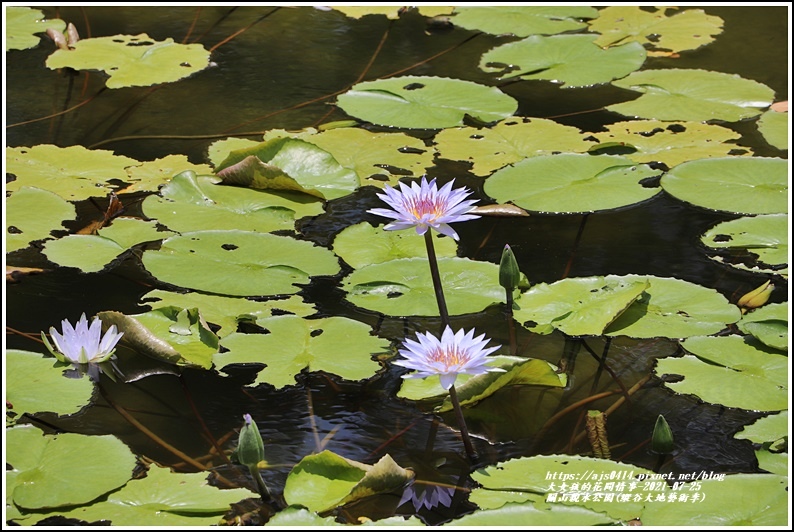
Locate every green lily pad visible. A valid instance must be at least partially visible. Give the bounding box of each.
[640,474,788,526]
[484,154,661,214]
[446,502,616,527]
[6,145,138,201]
[336,76,518,129]
[263,127,435,188]
[207,137,260,168]
[342,257,504,317]
[434,118,595,176]
[40,464,256,526]
[265,506,340,526]
[480,34,646,88]
[513,276,649,336]
[142,171,323,233]
[735,411,788,444]
[121,155,213,193]
[216,315,385,389]
[662,157,788,214]
[590,120,746,167]
[140,290,315,338]
[5,187,75,253]
[5,350,94,420]
[7,425,136,510]
[754,449,788,476]
[656,335,787,411]
[45,33,211,89]
[450,6,598,36]
[97,307,218,369]
[757,109,788,150]
[283,450,414,514]
[332,222,458,269]
[397,356,566,411]
[470,454,658,521]
[141,230,341,297]
[701,214,788,275]
[5,6,65,51]
[604,276,741,338]
[608,69,775,122]
[590,6,723,53]
[214,138,359,200]
[331,6,405,19]
[738,302,788,351]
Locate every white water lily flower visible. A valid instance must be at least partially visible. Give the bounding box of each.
[394,326,503,390]
[368,177,480,241]
[43,313,123,366]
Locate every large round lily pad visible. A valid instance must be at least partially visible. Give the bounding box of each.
[336,76,517,129]
[661,157,788,214]
[450,6,598,36]
[142,230,340,297]
[484,154,661,214]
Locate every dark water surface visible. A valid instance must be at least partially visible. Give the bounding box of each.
[5,5,789,525]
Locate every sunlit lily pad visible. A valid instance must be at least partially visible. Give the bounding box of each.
[141,230,340,297]
[590,6,723,53]
[98,308,218,369]
[736,411,788,444]
[42,218,170,273]
[756,109,788,150]
[608,69,775,122]
[397,356,566,410]
[589,120,746,167]
[450,6,598,36]
[656,335,787,411]
[470,454,658,521]
[484,154,661,214]
[5,6,65,51]
[738,302,788,351]
[215,138,359,200]
[342,257,503,317]
[6,145,138,201]
[5,350,94,420]
[37,464,255,526]
[513,276,649,336]
[283,451,413,513]
[6,187,75,253]
[330,6,405,19]
[264,127,434,188]
[336,76,518,129]
[662,157,788,214]
[7,425,136,510]
[45,33,211,88]
[332,222,458,269]
[480,34,646,88]
[120,155,213,193]
[701,214,788,275]
[434,118,595,176]
[216,315,386,389]
[142,171,323,233]
[447,502,616,526]
[604,276,741,338]
[640,474,788,526]
[140,290,315,338]
[265,506,340,526]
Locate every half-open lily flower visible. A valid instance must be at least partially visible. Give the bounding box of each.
[368,177,480,241]
[394,326,503,390]
[42,313,123,368]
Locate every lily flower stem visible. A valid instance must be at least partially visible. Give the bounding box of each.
[448,384,477,462]
[251,465,272,501]
[505,289,517,356]
[424,231,450,328]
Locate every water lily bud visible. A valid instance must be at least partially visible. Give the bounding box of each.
[499,244,520,291]
[737,281,773,311]
[651,414,675,454]
[237,413,265,469]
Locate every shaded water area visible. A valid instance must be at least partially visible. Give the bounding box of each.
[5,5,790,526]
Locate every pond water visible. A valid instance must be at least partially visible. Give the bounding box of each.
[4,5,789,526]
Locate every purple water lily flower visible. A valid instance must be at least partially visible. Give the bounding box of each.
[42,313,123,371]
[368,177,480,241]
[394,326,503,390]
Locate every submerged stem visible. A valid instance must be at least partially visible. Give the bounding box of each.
[424,231,450,328]
[448,384,477,462]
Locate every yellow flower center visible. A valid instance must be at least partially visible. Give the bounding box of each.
[428,346,465,368]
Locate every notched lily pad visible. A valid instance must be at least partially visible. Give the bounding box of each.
[701,214,788,275]
[450,6,598,36]
[6,187,76,253]
[45,33,211,88]
[6,6,65,51]
[738,302,788,351]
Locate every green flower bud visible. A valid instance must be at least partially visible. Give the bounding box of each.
[651,414,675,454]
[499,244,521,291]
[237,414,265,469]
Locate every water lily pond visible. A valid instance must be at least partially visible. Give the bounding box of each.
[4,4,790,527]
